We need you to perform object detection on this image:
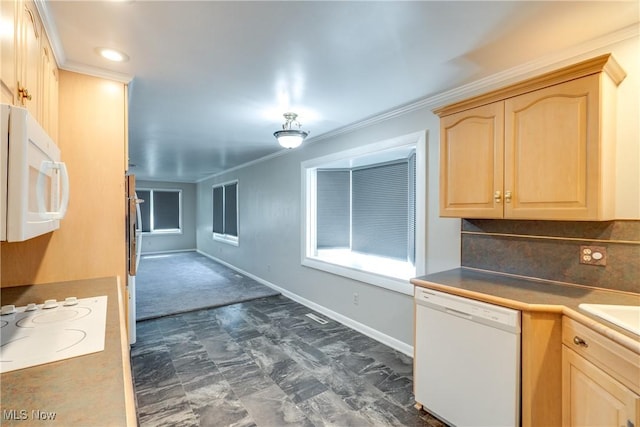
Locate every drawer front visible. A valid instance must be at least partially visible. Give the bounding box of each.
[563,317,640,394]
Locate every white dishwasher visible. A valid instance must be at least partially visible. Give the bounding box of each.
[414,287,521,427]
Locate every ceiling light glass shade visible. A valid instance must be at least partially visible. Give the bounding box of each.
[274,130,307,149]
[274,112,309,149]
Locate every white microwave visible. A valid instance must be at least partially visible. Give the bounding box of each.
[1,104,69,242]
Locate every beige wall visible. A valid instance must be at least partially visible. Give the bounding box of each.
[1,71,127,288]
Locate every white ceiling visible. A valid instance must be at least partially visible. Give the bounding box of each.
[43,1,638,183]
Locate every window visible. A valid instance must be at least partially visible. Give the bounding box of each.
[137,189,182,234]
[302,132,426,295]
[212,181,238,245]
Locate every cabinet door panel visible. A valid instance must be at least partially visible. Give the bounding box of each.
[440,102,504,218]
[504,76,599,219]
[41,41,58,142]
[1,0,18,104]
[20,0,41,119]
[563,346,639,427]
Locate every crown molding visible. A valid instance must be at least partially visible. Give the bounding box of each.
[33,0,133,84]
[59,60,133,84]
[195,148,291,183]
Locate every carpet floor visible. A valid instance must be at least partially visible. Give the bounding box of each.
[135,251,280,321]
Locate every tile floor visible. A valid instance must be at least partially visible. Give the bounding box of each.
[131,295,447,427]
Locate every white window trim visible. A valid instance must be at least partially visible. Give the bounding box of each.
[214,233,239,246]
[301,131,427,296]
[138,188,183,235]
[212,180,239,246]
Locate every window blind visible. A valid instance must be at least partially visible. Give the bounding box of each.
[153,191,180,230]
[352,162,409,261]
[316,170,350,248]
[224,183,238,237]
[408,153,416,264]
[212,186,224,234]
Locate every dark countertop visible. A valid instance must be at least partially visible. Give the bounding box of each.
[0,277,136,427]
[411,268,640,353]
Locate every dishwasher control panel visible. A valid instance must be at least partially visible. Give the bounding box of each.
[415,287,520,331]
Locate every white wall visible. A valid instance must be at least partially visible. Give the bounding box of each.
[195,32,639,352]
[138,180,197,254]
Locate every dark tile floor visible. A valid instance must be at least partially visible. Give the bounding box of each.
[131,295,446,427]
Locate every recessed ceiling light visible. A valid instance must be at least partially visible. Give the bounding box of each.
[96,47,129,62]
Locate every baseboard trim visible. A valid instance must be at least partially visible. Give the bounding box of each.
[197,250,414,357]
[141,248,197,256]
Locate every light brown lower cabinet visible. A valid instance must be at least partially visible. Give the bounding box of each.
[563,347,638,427]
[562,317,640,427]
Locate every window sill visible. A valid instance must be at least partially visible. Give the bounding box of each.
[142,230,182,235]
[213,233,239,246]
[302,253,414,295]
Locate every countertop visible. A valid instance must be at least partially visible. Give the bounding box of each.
[0,277,136,427]
[411,268,640,354]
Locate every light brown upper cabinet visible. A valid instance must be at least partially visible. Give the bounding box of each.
[1,0,19,104]
[18,0,41,118]
[436,54,626,220]
[0,0,59,141]
[40,38,59,142]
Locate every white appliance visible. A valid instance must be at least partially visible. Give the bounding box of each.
[127,199,142,345]
[414,287,521,427]
[0,296,108,373]
[126,175,142,345]
[1,103,69,242]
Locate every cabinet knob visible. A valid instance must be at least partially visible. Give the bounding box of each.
[504,191,512,203]
[494,190,502,203]
[573,336,589,348]
[18,86,32,101]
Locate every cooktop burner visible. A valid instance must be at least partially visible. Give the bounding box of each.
[17,306,92,327]
[0,296,107,373]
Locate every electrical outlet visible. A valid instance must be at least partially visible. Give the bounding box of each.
[353,292,359,305]
[579,245,607,266]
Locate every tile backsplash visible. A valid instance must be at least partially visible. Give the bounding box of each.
[461,220,640,294]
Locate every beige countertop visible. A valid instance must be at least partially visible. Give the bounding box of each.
[0,277,136,427]
[411,268,640,354]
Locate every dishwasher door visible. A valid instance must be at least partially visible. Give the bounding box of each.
[414,287,521,427]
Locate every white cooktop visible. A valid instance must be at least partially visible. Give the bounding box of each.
[0,296,107,373]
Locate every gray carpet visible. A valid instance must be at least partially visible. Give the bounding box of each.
[135,251,280,321]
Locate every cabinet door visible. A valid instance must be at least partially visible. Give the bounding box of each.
[563,346,639,427]
[1,0,18,104]
[440,102,504,218]
[504,75,600,220]
[41,40,58,142]
[19,0,41,118]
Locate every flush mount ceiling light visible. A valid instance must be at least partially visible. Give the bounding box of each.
[96,47,129,62]
[274,112,309,149]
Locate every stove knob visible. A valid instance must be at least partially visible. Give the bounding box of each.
[25,303,37,311]
[1,305,16,315]
[63,297,78,306]
[43,299,59,309]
